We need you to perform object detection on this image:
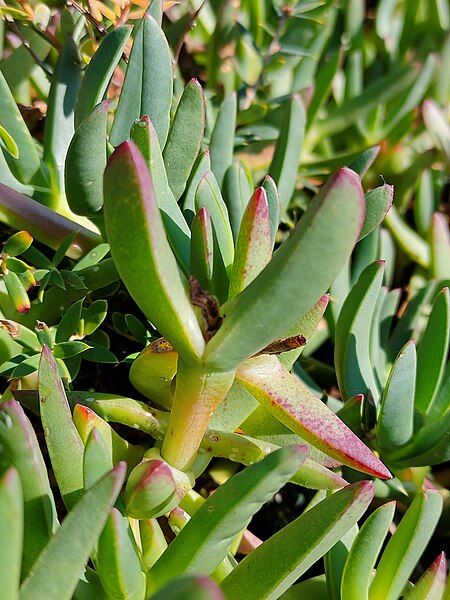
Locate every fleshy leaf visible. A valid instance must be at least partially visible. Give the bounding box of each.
[359,184,394,240]
[0,399,57,574]
[430,212,450,280]
[205,168,365,371]
[341,501,396,600]
[209,93,236,187]
[110,14,173,147]
[403,552,447,600]
[97,507,146,600]
[149,446,308,589]
[75,26,130,127]
[190,208,214,291]
[335,261,384,403]
[0,468,23,600]
[415,287,449,415]
[19,464,126,600]
[65,101,108,217]
[377,340,416,450]
[130,116,191,272]
[229,187,272,298]
[38,346,85,508]
[236,355,391,479]
[221,481,374,600]
[223,161,252,241]
[163,79,205,201]
[103,141,205,361]
[369,491,443,600]
[268,95,305,213]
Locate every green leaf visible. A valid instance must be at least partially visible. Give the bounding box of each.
[97,508,146,600]
[335,261,384,403]
[149,575,224,600]
[195,171,235,277]
[190,208,214,290]
[140,519,167,571]
[359,185,393,241]
[38,346,85,508]
[430,212,450,280]
[83,428,113,489]
[130,116,191,272]
[0,468,23,600]
[311,66,416,141]
[377,340,416,450]
[415,287,449,415]
[403,552,447,600]
[268,95,305,213]
[341,501,396,600]
[229,187,272,298]
[74,403,143,473]
[0,123,19,159]
[0,319,40,352]
[43,37,81,197]
[0,72,43,184]
[325,525,359,600]
[348,146,380,177]
[385,205,430,268]
[110,14,173,147]
[183,151,211,222]
[65,101,108,217]
[19,464,126,600]
[53,341,91,359]
[82,300,108,335]
[56,298,84,342]
[236,355,391,479]
[149,446,308,589]
[163,79,205,201]
[222,161,252,242]
[369,491,443,600]
[0,400,57,575]
[205,168,365,371]
[221,481,374,600]
[103,142,205,361]
[75,26,130,128]
[73,244,110,271]
[4,230,33,257]
[278,294,329,369]
[388,283,435,361]
[4,271,30,314]
[209,93,236,187]
[261,175,280,248]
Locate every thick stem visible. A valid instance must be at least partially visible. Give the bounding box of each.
[0,184,101,259]
[161,359,235,471]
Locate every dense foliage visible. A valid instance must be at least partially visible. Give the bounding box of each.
[0,0,449,598]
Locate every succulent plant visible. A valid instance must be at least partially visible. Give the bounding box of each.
[0,0,448,598]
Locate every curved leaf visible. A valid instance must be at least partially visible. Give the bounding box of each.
[221,481,374,600]
[341,501,396,600]
[39,346,84,508]
[0,468,23,600]
[103,141,204,360]
[149,446,308,589]
[205,168,365,371]
[19,464,126,600]
[163,78,205,201]
[65,101,108,217]
[75,26,130,127]
[236,355,391,479]
[110,14,173,147]
[209,93,236,187]
[369,491,443,600]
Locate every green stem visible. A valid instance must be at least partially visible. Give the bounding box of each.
[160,359,235,471]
